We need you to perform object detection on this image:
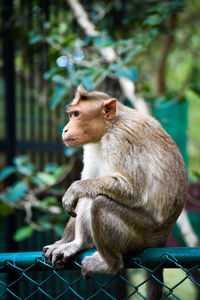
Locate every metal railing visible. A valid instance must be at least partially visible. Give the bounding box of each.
[0,247,199,299]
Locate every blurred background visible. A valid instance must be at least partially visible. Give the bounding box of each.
[0,0,200,298]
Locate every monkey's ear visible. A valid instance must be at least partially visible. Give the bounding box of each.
[102,99,117,120]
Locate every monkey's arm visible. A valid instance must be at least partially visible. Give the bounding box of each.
[62,174,136,217]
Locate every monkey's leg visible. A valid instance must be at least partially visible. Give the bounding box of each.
[82,251,116,279]
[81,195,135,278]
[81,195,159,278]
[51,197,95,268]
[43,216,75,264]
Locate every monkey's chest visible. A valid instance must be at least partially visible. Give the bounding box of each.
[82,144,112,179]
[83,158,111,179]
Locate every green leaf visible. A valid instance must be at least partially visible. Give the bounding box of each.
[59,22,68,33]
[53,164,68,180]
[29,34,41,44]
[74,67,102,79]
[48,187,65,195]
[44,163,59,173]
[81,76,94,91]
[50,86,67,109]
[0,166,16,181]
[37,216,53,230]
[14,225,34,241]
[31,176,46,187]
[94,36,113,47]
[43,67,60,80]
[111,66,138,81]
[107,38,133,47]
[83,36,95,45]
[40,196,58,206]
[13,156,29,166]
[52,75,67,85]
[33,166,66,187]
[13,156,34,176]
[120,46,146,64]
[143,14,163,26]
[34,172,55,185]
[2,181,28,202]
[16,164,34,176]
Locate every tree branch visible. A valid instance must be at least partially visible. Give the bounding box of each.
[66,0,150,115]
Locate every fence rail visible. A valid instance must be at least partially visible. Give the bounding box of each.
[0,247,199,299]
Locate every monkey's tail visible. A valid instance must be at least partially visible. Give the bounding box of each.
[146,268,163,300]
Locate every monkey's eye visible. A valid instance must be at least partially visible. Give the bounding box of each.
[74,111,80,117]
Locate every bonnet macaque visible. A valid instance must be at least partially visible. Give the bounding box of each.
[43,85,187,299]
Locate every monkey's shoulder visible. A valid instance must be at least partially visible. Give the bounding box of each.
[116,103,176,146]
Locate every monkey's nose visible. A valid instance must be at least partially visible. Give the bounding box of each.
[64,129,68,133]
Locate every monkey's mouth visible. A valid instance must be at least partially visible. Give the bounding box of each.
[65,138,78,141]
[64,138,79,143]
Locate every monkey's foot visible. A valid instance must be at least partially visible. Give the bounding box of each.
[43,241,63,265]
[81,251,124,279]
[49,242,80,268]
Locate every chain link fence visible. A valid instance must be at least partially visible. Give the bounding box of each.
[0,247,199,300]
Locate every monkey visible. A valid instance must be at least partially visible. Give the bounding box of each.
[43,85,187,299]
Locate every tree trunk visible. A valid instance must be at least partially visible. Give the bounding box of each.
[156,11,176,95]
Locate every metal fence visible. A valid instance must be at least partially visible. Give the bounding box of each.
[0,247,200,300]
[1,0,69,169]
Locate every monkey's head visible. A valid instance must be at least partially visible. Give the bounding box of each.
[62,85,117,147]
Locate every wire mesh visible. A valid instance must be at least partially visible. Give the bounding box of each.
[0,247,199,300]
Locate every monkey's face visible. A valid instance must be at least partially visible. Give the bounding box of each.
[62,101,108,147]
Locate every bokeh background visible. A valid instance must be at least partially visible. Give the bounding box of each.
[0,0,200,298]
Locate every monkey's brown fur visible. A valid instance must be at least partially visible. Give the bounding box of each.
[43,86,187,299]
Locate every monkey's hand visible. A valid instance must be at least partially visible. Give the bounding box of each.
[62,180,85,217]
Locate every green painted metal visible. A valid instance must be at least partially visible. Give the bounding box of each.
[152,99,188,166]
[0,247,199,300]
[124,247,200,269]
[0,247,199,272]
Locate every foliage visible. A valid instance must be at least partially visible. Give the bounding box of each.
[2,0,200,240]
[23,0,186,108]
[0,155,75,241]
[4,0,200,103]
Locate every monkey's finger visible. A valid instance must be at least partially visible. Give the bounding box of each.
[63,204,77,217]
[42,247,48,256]
[52,252,62,268]
[69,210,77,217]
[44,247,57,264]
[81,268,90,280]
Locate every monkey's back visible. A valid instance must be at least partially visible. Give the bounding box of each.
[104,103,188,223]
